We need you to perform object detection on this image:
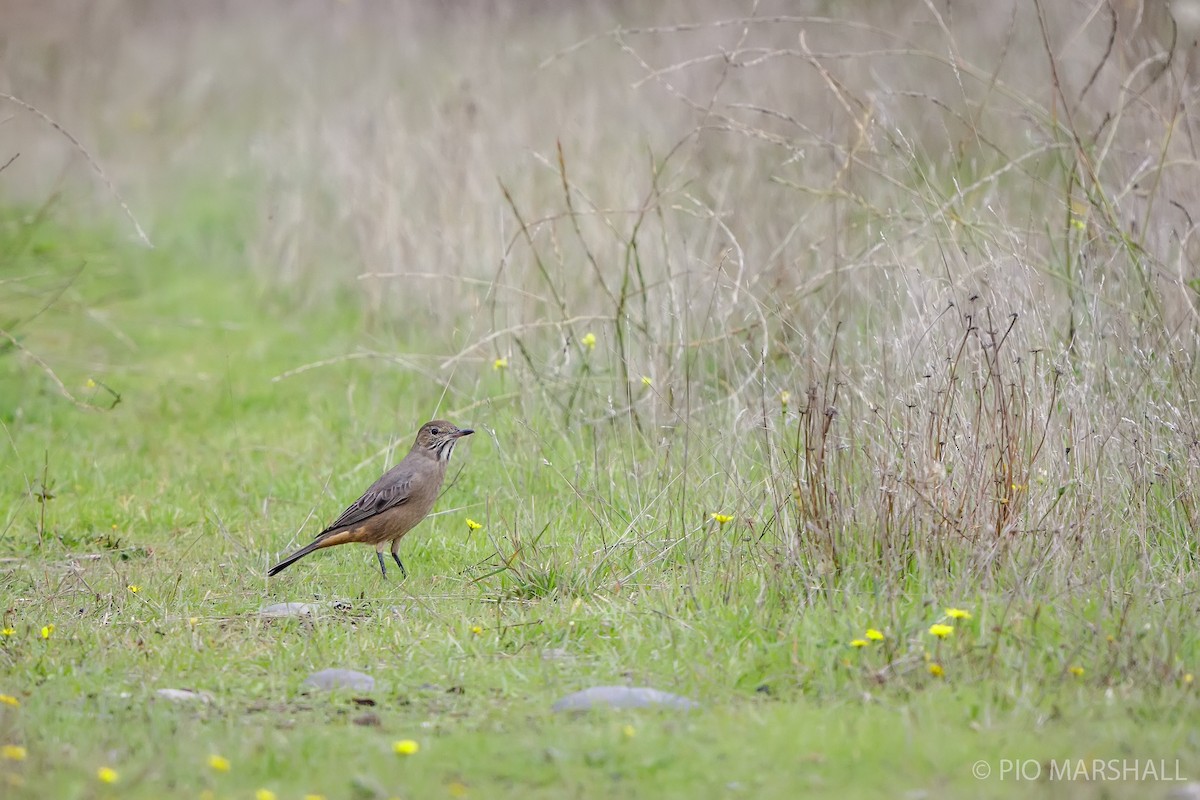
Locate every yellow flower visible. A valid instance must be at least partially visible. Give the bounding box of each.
[188,617,199,627]
[710,513,733,525]
[1,745,26,761]
[305,795,327,800]
[928,663,945,678]
[127,585,141,594]
[0,695,19,707]
[622,724,636,739]
[1,628,14,636]
[470,626,483,636]
[97,766,119,784]
[208,754,230,772]
[1184,673,1194,685]
[780,390,790,407]
[1068,665,1085,677]
[465,518,482,531]
[581,332,596,350]
[255,790,276,800]
[849,639,868,648]
[944,608,972,620]
[865,628,884,641]
[39,625,54,640]
[86,378,97,388]
[928,623,954,638]
[393,739,419,756]
[493,358,507,371]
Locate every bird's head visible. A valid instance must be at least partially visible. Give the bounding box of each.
[414,420,474,461]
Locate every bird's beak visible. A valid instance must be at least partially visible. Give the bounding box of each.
[457,429,475,438]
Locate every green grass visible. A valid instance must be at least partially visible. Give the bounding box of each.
[5,2,1200,797]
[1,213,1196,800]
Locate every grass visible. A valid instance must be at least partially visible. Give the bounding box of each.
[3,1,1200,798]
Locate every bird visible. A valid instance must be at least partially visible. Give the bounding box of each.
[267,420,474,578]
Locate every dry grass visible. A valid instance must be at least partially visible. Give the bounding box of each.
[4,0,1200,679]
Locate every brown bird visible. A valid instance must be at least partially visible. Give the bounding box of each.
[268,420,474,578]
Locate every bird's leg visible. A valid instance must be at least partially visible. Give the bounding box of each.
[376,550,388,578]
[390,539,408,579]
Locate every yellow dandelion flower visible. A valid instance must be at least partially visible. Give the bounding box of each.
[86,378,97,388]
[928,623,954,638]
[465,518,482,531]
[255,790,276,800]
[780,390,791,407]
[0,695,19,707]
[470,626,483,636]
[188,617,199,626]
[97,766,119,784]
[710,513,733,525]
[2,745,26,761]
[1068,665,1085,677]
[641,376,652,386]
[945,608,972,620]
[581,332,596,350]
[393,739,419,756]
[850,639,868,648]
[127,585,141,594]
[865,628,884,641]
[1184,673,1194,685]
[39,625,54,640]
[493,358,508,371]
[208,754,230,772]
[928,663,945,678]
[622,724,636,739]
[1,628,14,636]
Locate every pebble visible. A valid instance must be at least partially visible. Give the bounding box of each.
[302,668,375,692]
[551,685,699,712]
[154,688,214,704]
[259,602,318,618]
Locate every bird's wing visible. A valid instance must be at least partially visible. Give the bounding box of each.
[315,467,413,538]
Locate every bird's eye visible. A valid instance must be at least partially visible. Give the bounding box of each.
[430,427,440,436]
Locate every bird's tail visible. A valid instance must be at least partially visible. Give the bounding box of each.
[267,541,323,576]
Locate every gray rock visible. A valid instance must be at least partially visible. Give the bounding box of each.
[302,668,375,692]
[154,688,214,704]
[551,685,699,712]
[259,602,318,618]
